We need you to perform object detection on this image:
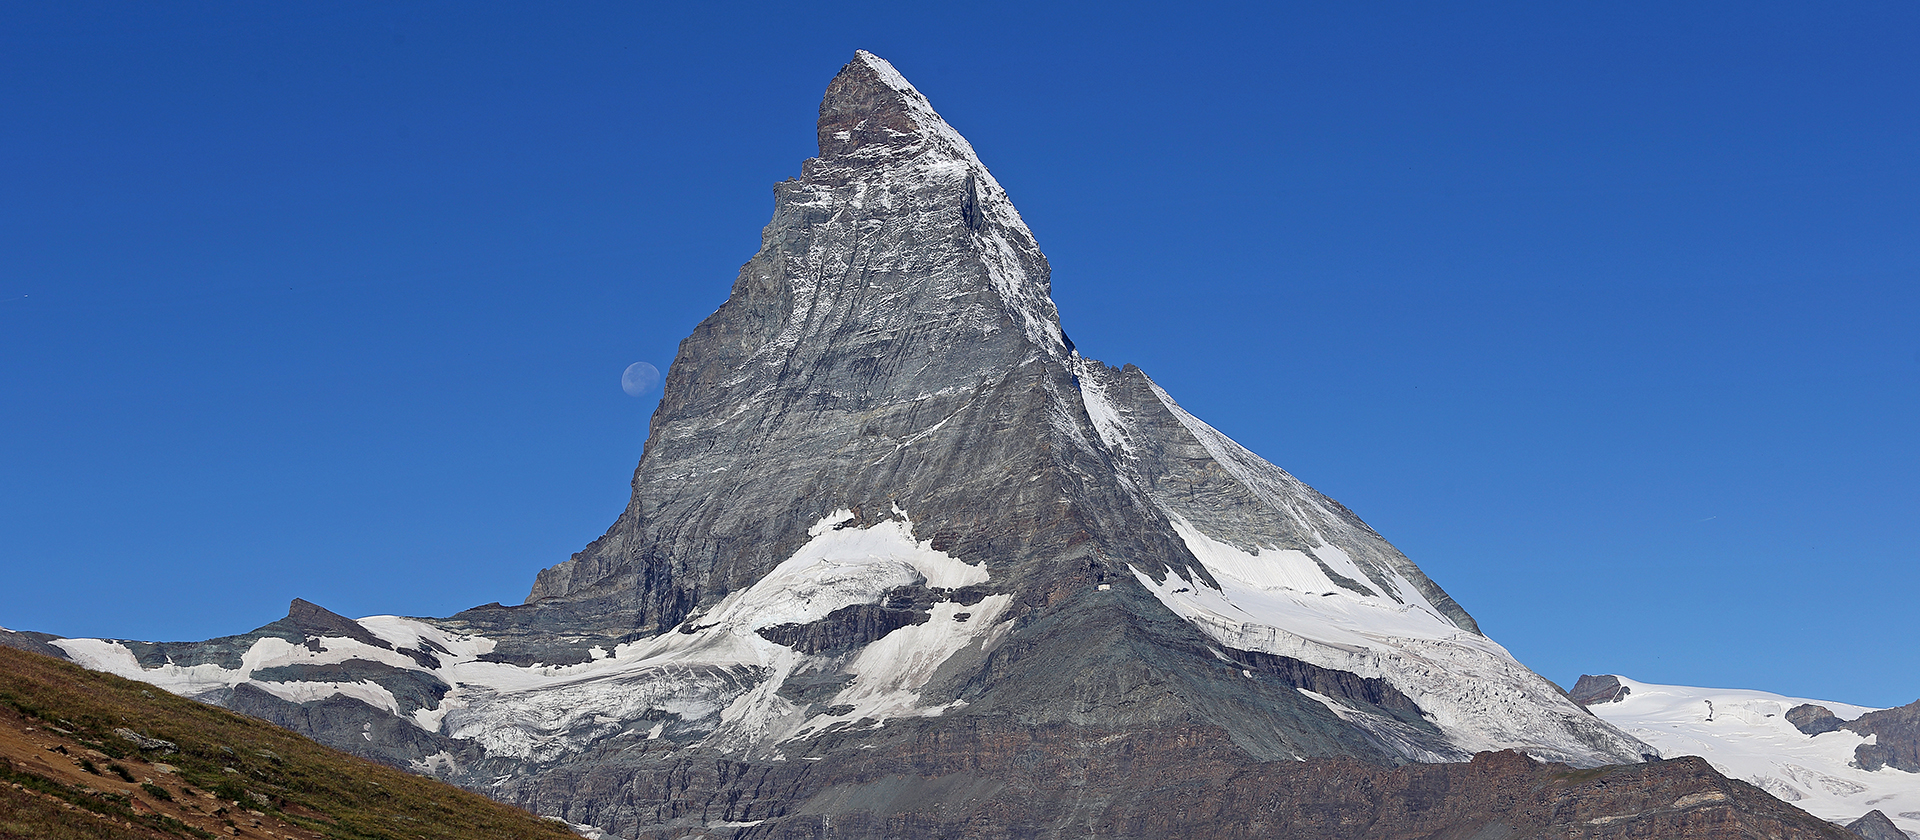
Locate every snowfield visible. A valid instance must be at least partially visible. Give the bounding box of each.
[1587,676,1918,836]
[54,508,1016,765]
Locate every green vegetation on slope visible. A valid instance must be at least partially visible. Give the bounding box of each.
[0,645,576,840]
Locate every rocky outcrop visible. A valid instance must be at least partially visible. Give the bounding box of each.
[756,602,931,655]
[0,628,69,661]
[1573,674,1632,706]
[503,731,1852,840]
[1844,699,1920,772]
[223,682,461,768]
[1789,703,1847,736]
[1846,810,1909,840]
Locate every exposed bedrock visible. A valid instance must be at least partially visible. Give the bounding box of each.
[1843,699,1920,773]
[1572,674,1632,707]
[1788,703,1847,736]
[222,682,464,768]
[0,627,70,660]
[501,727,1851,840]
[1845,809,1908,840]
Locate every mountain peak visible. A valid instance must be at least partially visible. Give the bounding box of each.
[44,52,1688,838]
[817,51,984,168]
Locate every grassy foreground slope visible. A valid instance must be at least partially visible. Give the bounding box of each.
[0,645,576,840]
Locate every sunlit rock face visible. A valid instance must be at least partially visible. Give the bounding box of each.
[55,52,1857,840]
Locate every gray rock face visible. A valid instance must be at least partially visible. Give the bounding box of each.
[1573,674,1632,707]
[45,51,1672,837]
[0,627,70,661]
[1847,809,1910,840]
[525,52,1082,637]
[1789,703,1847,736]
[1844,699,1920,773]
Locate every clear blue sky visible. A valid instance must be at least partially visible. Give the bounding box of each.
[3,3,1915,707]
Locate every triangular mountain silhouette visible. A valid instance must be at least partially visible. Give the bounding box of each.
[37,52,1859,839]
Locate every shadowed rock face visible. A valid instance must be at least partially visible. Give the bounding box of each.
[1846,809,1908,840]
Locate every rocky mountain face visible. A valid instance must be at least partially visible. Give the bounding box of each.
[25,52,1868,839]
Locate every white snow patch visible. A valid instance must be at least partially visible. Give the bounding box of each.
[251,679,401,715]
[410,750,458,776]
[53,635,421,698]
[544,816,623,840]
[1168,515,1360,598]
[701,511,987,633]
[1074,356,1132,456]
[805,595,1013,733]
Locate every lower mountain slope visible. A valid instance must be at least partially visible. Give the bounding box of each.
[0,644,578,840]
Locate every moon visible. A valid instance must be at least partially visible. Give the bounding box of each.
[621,362,660,397]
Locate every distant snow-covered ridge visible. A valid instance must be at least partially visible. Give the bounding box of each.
[1585,675,1918,836]
[53,508,1016,768]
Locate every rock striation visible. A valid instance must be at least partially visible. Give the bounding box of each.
[28,51,1867,839]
